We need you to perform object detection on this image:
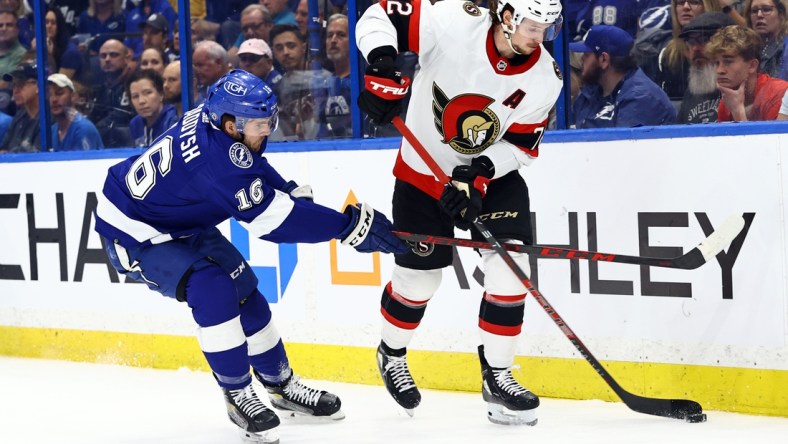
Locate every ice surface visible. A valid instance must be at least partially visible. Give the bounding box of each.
[1,357,785,444]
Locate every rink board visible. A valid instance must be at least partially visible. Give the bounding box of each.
[0,134,786,416]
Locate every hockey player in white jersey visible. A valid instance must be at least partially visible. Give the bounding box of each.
[356,0,564,426]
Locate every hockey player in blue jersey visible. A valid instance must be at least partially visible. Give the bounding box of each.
[94,69,408,444]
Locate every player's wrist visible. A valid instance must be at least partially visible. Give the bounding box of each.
[368,46,397,65]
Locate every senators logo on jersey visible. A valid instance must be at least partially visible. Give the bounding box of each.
[432,83,501,155]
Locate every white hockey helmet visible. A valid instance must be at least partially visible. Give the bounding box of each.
[496,0,564,41]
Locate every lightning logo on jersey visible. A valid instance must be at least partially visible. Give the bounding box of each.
[432,83,501,155]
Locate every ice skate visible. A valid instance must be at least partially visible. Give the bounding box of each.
[478,345,539,426]
[376,341,421,416]
[223,383,280,444]
[259,371,345,420]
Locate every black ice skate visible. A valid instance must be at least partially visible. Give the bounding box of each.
[376,341,421,416]
[258,371,345,420]
[478,345,539,426]
[223,383,281,444]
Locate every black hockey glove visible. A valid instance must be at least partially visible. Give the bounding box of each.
[439,156,495,231]
[338,202,410,255]
[358,46,411,125]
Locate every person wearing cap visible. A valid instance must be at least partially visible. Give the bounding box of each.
[0,62,39,153]
[126,68,177,148]
[126,12,176,61]
[677,12,736,123]
[124,1,176,57]
[707,24,788,120]
[571,24,676,128]
[634,0,724,106]
[48,73,104,151]
[238,38,282,88]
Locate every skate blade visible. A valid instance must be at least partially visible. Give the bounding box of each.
[276,408,346,422]
[239,428,280,444]
[486,403,537,426]
[404,408,415,418]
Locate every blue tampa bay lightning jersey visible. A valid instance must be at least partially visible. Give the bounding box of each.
[95,104,350,248]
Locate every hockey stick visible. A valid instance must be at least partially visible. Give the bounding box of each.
[394,212,744,270]
[391,116,708,422]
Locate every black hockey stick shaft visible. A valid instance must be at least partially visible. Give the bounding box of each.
[395,212,744,270]
[391,116,706,422]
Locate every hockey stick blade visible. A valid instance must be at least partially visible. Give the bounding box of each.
[394,213,745,270]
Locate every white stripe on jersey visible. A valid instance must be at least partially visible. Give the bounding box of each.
[246,322,281,356]
[239,189,295,238]
[96,192,173,245]
[196,315,246,353]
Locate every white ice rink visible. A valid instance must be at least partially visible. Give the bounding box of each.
[1,356,785,444]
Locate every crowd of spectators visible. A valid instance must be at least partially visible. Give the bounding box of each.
[3,0,788,153]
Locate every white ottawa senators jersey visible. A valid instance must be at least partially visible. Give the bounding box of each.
[357,0,563,199]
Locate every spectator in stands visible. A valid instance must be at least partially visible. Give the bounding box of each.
[41,0,87,36]
[191,1,256,48]
[76,0,127,55]
[48,73,103,151]
[571,25,677,127]
[140,47,167,75]
[677,11,735,123]
[637,0,722,105]
[0,9,25,91]
[228,4,274,61]
[126,14,177,63]
[263,0,298,25]
[708,24,788,120]
[192,40,230,103]
[238,38,282,87]
[71,80,94,117]
[295,0,310,36]
[41,7,84,81]
[319,14,351,138]
[270,24,331,140]
[93,39,135,147]
[0,62,39,153]
[744,0,788,78]
[125,1,176,59]
[161,60,183,116]
[1,0,30,49]
[777,86,788,116]
[127,69,178,147]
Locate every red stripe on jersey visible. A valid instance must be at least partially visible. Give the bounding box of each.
[381,307,421,330]
[387,281,429,306]
[478,319,523,336]
[483,292,526,304]
[408,0,421,54]
[485,27,541,76]
[393,148,444,200]
[503,119,547,157]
